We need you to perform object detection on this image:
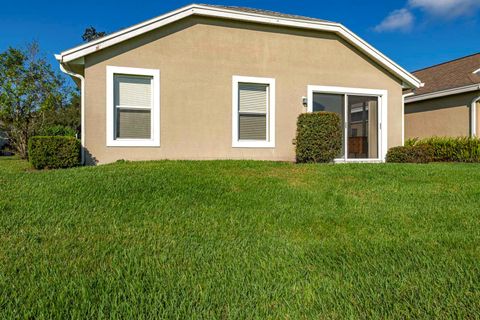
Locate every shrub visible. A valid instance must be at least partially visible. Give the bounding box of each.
[295,112,342,163]
[386,145,434,163]
[406,136,480,162]
[39,125,77,137]
[404,137,418,147]
[28,136,81,169]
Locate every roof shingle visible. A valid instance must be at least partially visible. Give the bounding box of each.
[200,4,334,24]
[412,53,480,96]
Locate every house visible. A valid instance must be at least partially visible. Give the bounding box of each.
[404,53,480,140]
[55,4,421,164]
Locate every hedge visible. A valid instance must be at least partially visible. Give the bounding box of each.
[39,125,77,137]
[28,136,81,169]
[406,136,480,162]
[295,112,342,163]
[386,145,434,163]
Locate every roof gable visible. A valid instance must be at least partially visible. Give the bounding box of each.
[55,4,421,89]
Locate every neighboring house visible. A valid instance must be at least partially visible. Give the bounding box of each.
[55,4,421,164]
[404,53,480,140]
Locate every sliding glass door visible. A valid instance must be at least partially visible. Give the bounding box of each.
[312,91,381,161]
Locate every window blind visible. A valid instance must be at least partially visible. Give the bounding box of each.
[238,83,268,140]
[115,75,152,107]
[239,83,268,113]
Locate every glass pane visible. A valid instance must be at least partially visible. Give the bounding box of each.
[239,83,268,113]
[239,114,267,140]
[312,93,344,158]
[116,108,151,139]
[347,95,378,159]
[114,75,152,108]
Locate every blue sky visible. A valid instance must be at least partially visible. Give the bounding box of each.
[1,0,479,77]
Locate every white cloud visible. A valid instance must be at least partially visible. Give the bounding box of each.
[374,9,414,32]
[409,0,480,18]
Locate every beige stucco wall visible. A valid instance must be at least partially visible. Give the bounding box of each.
[404,91,480,140]
[83,16,404,164]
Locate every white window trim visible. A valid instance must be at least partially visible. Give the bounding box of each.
[232,76,275,148]
[307,85,388,162]
[106,66,160,147]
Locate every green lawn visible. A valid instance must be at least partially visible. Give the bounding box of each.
[1,157,479,319]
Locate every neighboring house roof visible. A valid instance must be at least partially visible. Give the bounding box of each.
[203,4,334,23]
[55,4,421,89]
[406,53,480,103]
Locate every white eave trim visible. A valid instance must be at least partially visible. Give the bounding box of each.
[54,4,421,89]
[405,84,480,103]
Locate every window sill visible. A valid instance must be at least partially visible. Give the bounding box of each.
[107,139,160,147]
[232,140,275,148]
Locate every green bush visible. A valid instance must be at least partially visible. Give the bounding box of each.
[39,125,77,137]
[295,112,342,163]
[28,136,81,169]
[404,137,419,147]
[406,136,480,162]
[386,145,434,163]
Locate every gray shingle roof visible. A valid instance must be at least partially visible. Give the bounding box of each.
[200,4,335,24]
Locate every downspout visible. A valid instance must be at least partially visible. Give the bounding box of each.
[58,61,86,165]
[402,92,415,146]
[471,93,480,137]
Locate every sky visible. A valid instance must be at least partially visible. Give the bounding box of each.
[1,0,479,80]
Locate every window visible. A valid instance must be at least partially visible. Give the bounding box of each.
[115,75,152,139]
[106,66,160,147]
[232,76,275,148]
[307,86,387,162]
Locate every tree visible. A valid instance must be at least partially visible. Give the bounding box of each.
[41,89,80,134]
[0,43,71,158]
[82,27,106,42]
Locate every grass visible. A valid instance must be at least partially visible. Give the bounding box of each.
[0,156,479,319]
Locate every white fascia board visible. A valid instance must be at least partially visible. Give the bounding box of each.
[57,5,196,62]
[55,4,421,88]
[405,84,480,103]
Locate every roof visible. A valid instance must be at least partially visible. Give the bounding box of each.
[55,4,421,89]
[202,4,334,24]
[406,53,480,102]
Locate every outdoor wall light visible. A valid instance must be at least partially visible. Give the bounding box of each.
[302,96,308,108]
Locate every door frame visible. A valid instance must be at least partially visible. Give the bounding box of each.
[307,85,388,162]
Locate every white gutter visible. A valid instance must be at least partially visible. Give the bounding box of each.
[472,96,480,137]
[402,92,415,145]
[405,84,480,103]
[56,56,86,165]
